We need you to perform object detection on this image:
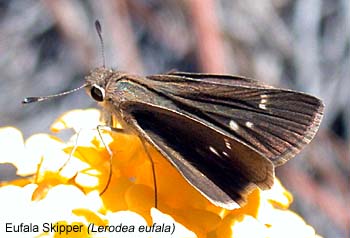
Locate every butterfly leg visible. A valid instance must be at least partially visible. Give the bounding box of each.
[56,127,115,195]
[57,129,83,174]
[96,125,126,195]
[96,125,158,208]
[139,138,158,209]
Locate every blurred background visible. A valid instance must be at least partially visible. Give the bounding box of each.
[0,0,349,237]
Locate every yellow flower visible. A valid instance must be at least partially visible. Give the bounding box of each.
[0,109,322,238]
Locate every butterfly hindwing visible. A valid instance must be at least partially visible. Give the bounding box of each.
[121,101,274,209]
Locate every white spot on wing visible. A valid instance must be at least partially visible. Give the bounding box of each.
[229,120,239,131]
[222,151,229,157]
[209,146,221,157]
[224,138,232,150]
[259,94,268,110]
[259,104,267,110]
[245,121,253,128]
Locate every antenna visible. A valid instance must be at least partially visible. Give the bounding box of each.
[22,83,88,104]
[22,20,105,104]
[95,20,105,68]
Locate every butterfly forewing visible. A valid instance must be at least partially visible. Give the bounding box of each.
[144,72,324,166]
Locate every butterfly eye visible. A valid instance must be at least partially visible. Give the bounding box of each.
[90,84,105,102]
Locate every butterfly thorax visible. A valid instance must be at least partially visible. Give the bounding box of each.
[84,67,172,128]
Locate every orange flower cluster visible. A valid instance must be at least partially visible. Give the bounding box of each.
[0,109,322,238]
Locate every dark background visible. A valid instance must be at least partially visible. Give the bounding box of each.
[0,1,349,237]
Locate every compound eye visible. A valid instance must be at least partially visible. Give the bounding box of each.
[90,84,105,102]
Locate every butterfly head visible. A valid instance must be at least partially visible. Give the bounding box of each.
[85,67,114,102]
